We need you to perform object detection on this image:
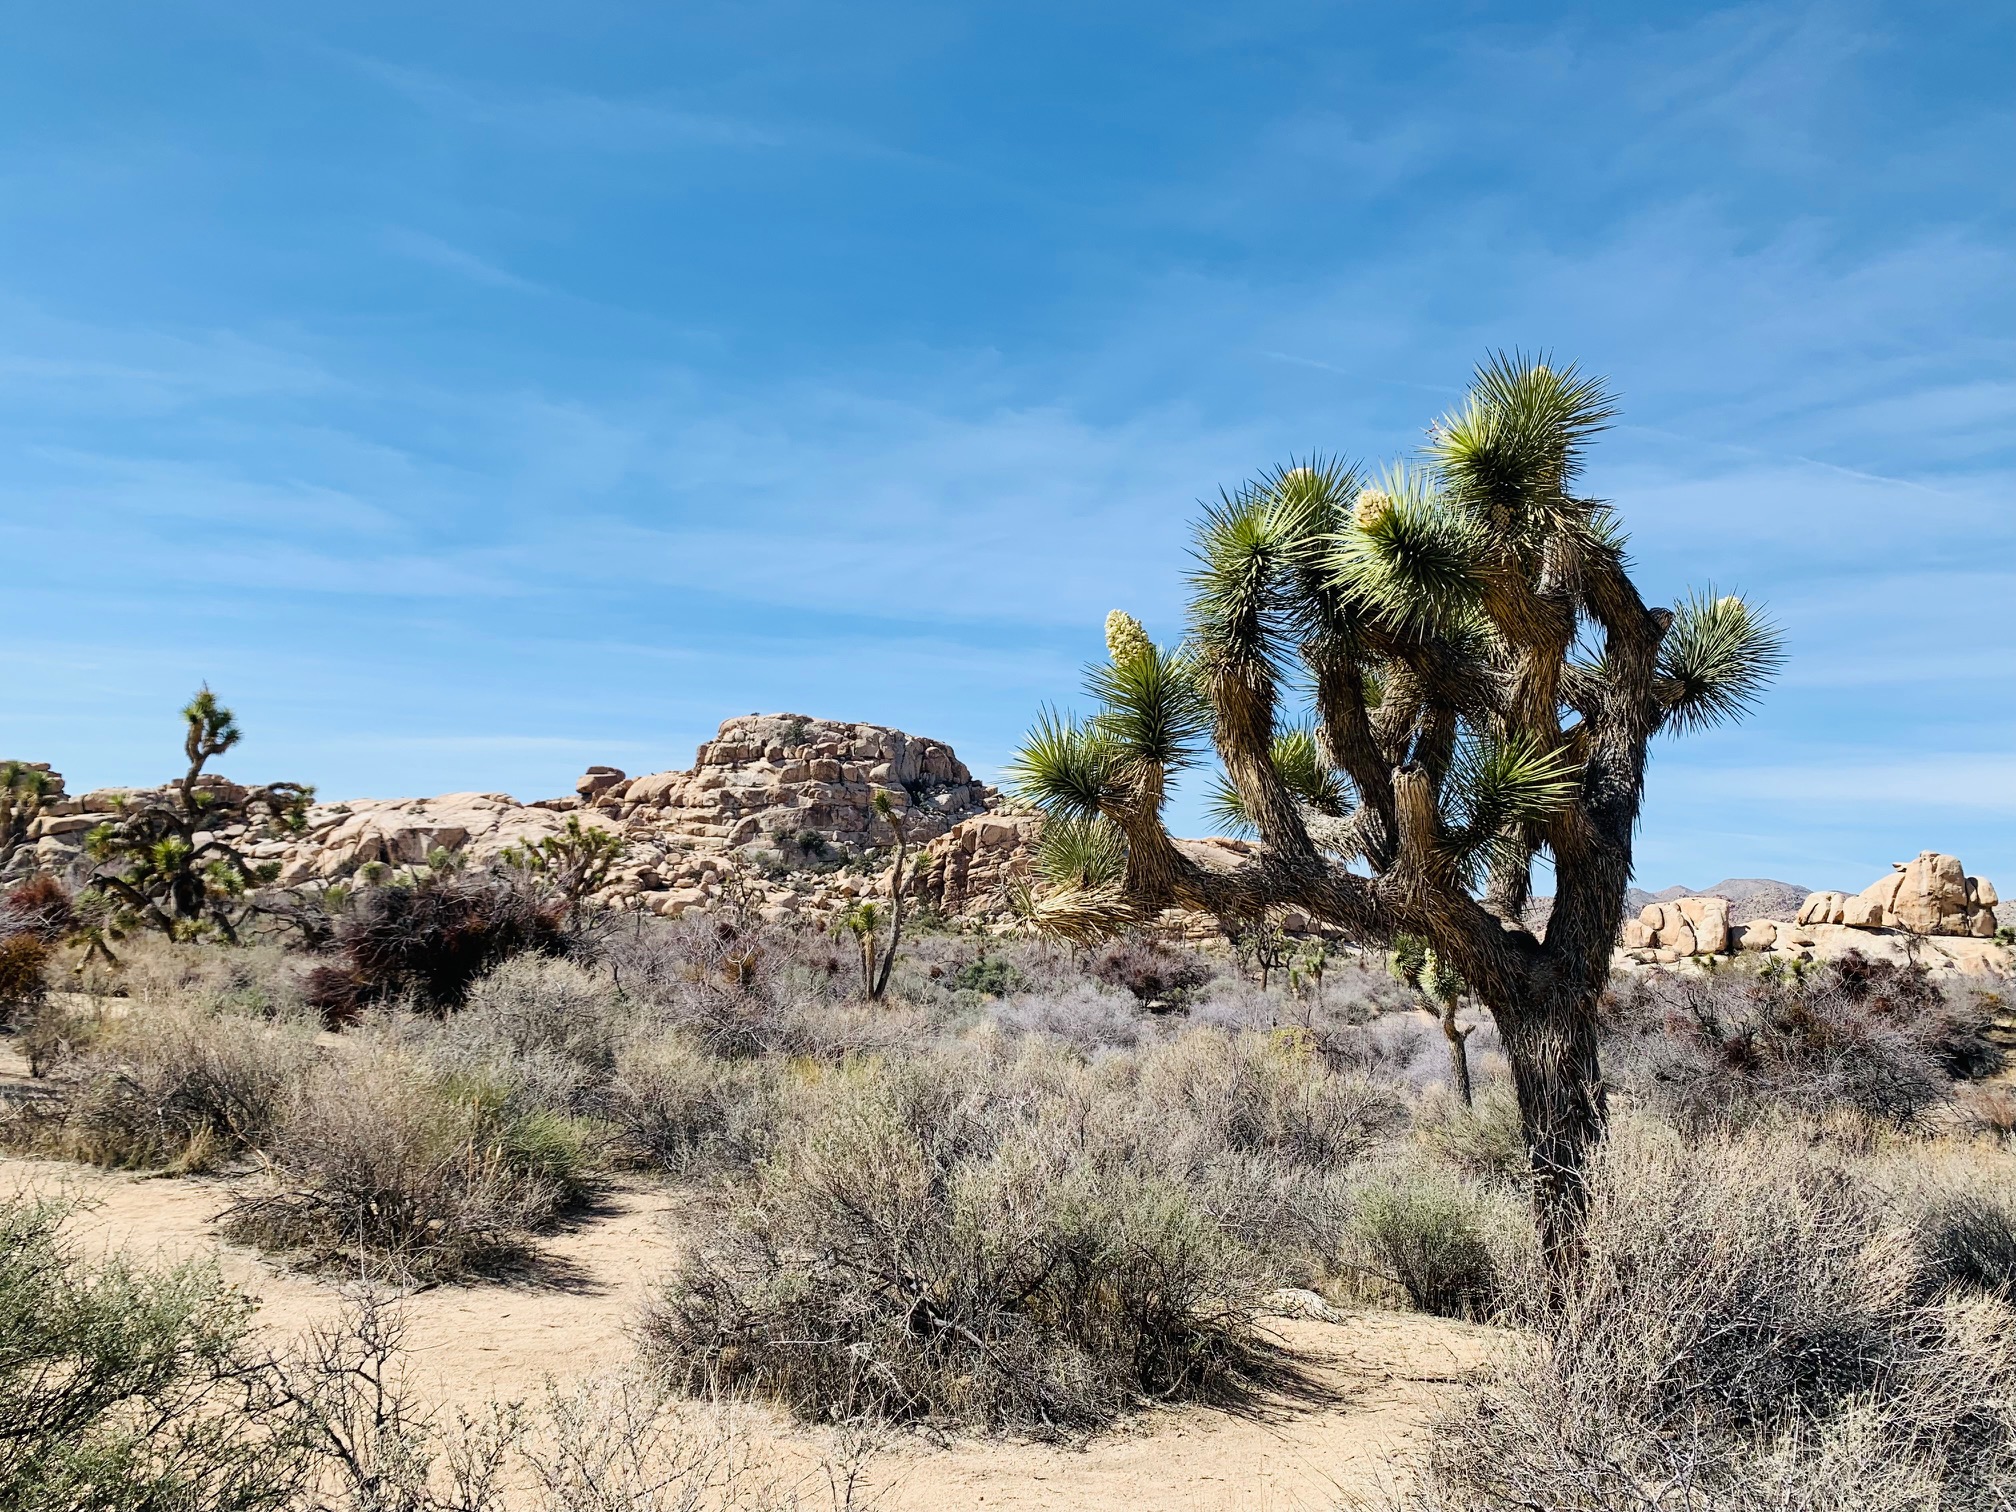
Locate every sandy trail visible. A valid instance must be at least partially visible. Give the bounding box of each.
[0,1150,1495,1511]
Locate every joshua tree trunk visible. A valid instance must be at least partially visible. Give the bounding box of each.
[1439,997,1475,1108]
[1494,991,1607,1273]
[870,801,909,1001]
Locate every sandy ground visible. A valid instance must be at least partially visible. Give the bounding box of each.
[0,1025,1499,1510]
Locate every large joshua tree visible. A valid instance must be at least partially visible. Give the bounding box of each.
[1009,355,1782,1268]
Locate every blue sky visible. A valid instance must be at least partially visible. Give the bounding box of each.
[0,1,2010,892]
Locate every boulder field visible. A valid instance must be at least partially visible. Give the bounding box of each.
[1617,851,2008,979]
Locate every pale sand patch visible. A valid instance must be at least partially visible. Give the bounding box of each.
[0,1151,1497,1510]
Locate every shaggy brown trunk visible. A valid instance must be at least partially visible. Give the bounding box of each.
[1496,992,1607,1282]
[1439,999,1474,1108]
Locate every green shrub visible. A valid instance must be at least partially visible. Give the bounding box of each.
[950,954,1025,997]
[0,1196,301,1511]
[221,1051,593,1279]
[1352,1175,1499,1319]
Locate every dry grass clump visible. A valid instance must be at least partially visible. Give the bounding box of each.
[3,1003,318,1171]
[90,933,315,1017]
[1395,1122,2016,1511]
[600,915,894,1061]
[222,1049,593,1280]
[641,1034,1379,1430]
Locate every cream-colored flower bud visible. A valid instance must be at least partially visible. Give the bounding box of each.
[1105,610,1153,666]
[1353,488,1392,530]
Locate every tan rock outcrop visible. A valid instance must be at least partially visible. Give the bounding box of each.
[592,714,987,852]
[912,811,1044,917]
[1625,854,2008,980]
[1803,852,2001,937]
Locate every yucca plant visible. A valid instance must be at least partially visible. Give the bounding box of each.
[83,689,313,943]
[1009,355,1783,1269]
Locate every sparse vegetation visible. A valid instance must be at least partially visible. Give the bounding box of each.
[0,866,2008,1499]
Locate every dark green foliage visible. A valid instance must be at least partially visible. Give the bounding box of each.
[949,954,1025,997]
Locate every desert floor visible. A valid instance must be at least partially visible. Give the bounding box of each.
[0,1031,1499,1511]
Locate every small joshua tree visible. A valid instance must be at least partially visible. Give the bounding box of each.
[1394,933,1476,1106]
[83,688,312,943]
[0,762,57,873]
[835,792,915,1000]
[1009,356,1782,1269]
[499,816,629,927]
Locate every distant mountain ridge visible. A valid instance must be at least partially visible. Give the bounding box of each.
[1625,878,1812,922]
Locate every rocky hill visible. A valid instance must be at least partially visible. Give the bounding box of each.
[3,714,993,927]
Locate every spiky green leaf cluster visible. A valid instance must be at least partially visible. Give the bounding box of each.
[1031,815,1127,893]
[1329,468,1486,640]
[1441,734,1581,882]
[1656,589,1786,734]
[1085,641,1212,775]
[1004,709,1123,821]
[1205,726,1351,836]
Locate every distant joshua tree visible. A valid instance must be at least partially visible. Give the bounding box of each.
[84,689,312,943]
[0,762,57,873]
[1008,355,1782,1270]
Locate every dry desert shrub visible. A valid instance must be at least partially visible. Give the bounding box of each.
[1347,1169,1503,1320]
[602,1032,782,1176]
[305,872,572,1026]
[426,954,633,1118]
[2,1001,318,1171]
[642,1037,1330,1430]
[1604,954,1996,1134]
[222,1048,593,1280]
[1410,1084,1529,1189]
[1392,1122,2016,1512]
[278,1291,883,1512]
[101,932,316,1018]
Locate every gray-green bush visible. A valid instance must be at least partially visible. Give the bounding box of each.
[0,1196,302,1511]
[221,1050,594,1280]
[1394,1124,2016,1511]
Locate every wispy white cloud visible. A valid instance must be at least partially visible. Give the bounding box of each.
[380,228,541,292]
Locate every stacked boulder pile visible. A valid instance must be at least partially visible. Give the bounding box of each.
[3,716,994,927]
[1616,851,2009,979]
